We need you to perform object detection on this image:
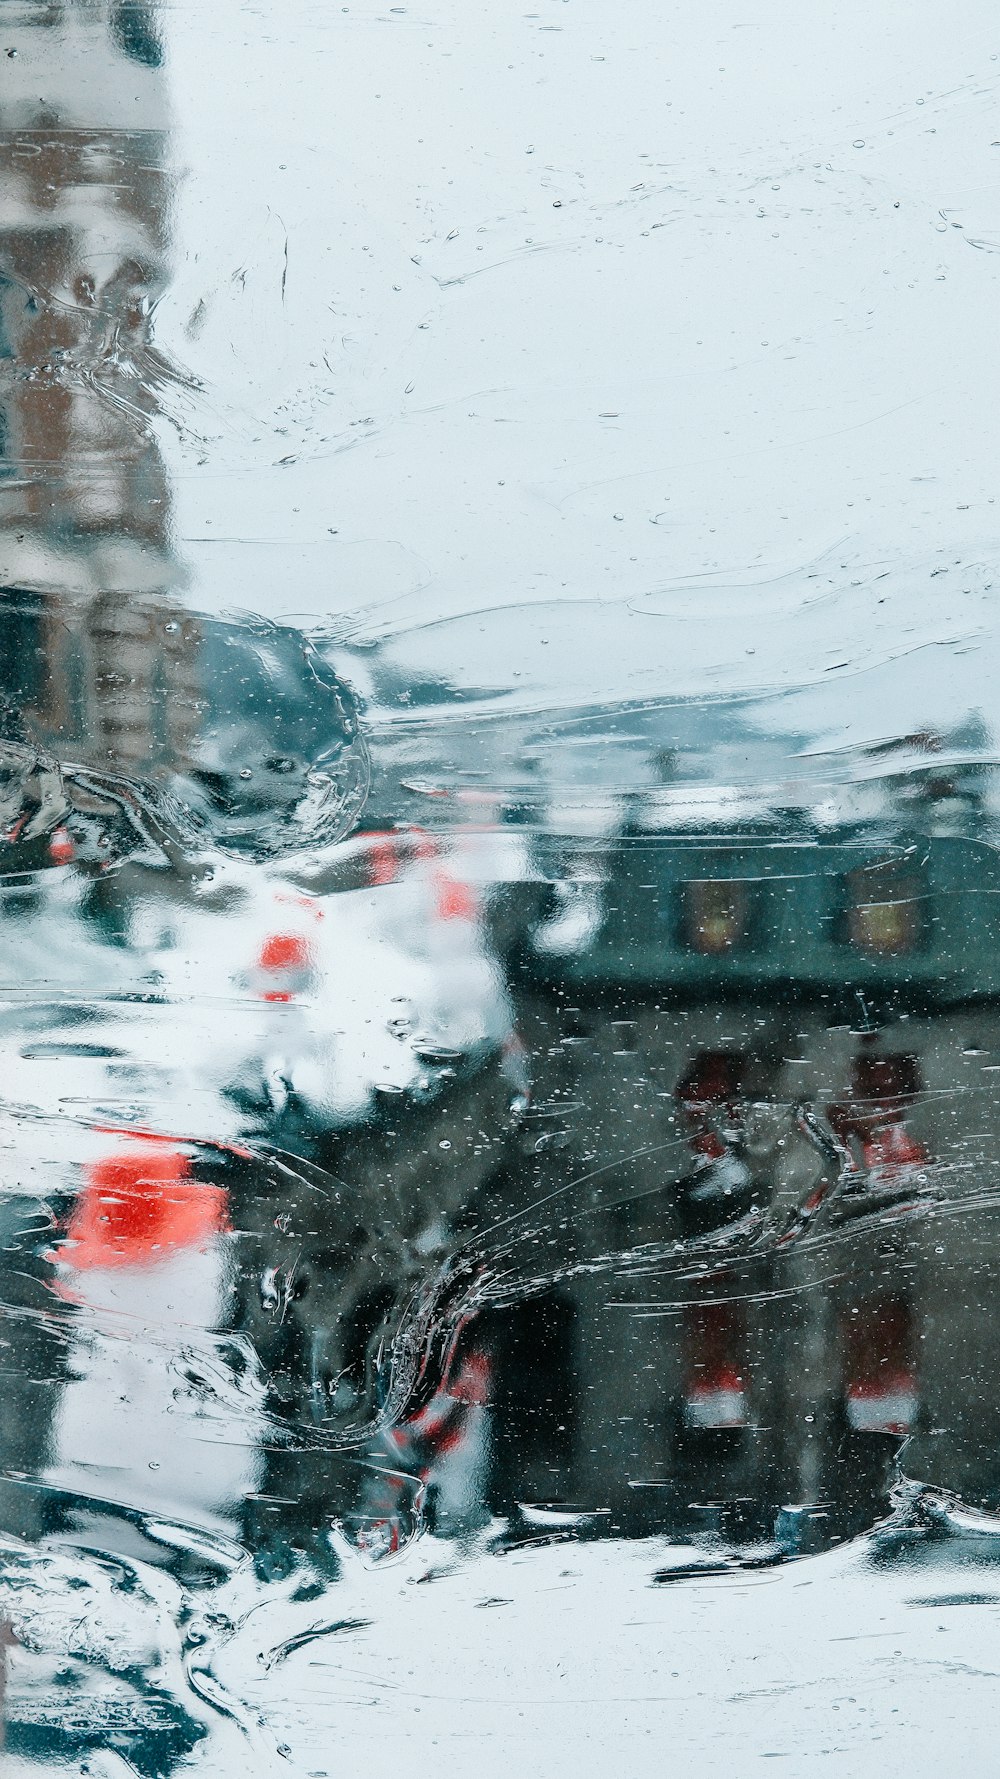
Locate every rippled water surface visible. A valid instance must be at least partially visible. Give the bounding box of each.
[3,3,1000,1772]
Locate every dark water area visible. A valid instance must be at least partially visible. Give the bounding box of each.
[3,3,1000,1773]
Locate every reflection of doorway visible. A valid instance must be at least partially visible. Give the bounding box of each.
[841,1295,917,1436]
[479,1292,577,1512]
[681,1300,749,1431]
[820,1294,916,1543]
[670,1297,757,1537]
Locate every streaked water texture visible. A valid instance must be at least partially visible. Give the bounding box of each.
[2,2,1000,1772]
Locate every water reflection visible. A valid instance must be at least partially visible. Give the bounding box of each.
[3,1,1000,1773]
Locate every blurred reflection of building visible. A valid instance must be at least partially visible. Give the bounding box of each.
[0,0,186,764]
[0,6,366,850]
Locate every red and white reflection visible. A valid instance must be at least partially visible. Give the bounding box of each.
[45,1132,262,1530]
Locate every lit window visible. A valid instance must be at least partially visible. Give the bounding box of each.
[681,879,750,956]
[845,864,923,956]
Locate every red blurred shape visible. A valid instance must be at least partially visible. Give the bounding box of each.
[842,1295,917,1434]
[829,1051,928,1186]
[445,1347,492,1407]
[860,1122,926,1180]
[851,1052,921,1103]
[49,827,75,865]
[256,930,313,1002]
[63,1143,229,1270]
[434,871,478,922]
[259,932,310,971]
[362,826,437,886]
[683,1300,749,1429]
[367,834,403,886]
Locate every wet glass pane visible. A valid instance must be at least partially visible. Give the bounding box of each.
[1,2,999,1772]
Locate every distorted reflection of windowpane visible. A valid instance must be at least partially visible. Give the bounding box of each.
[0,0,998,1772]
